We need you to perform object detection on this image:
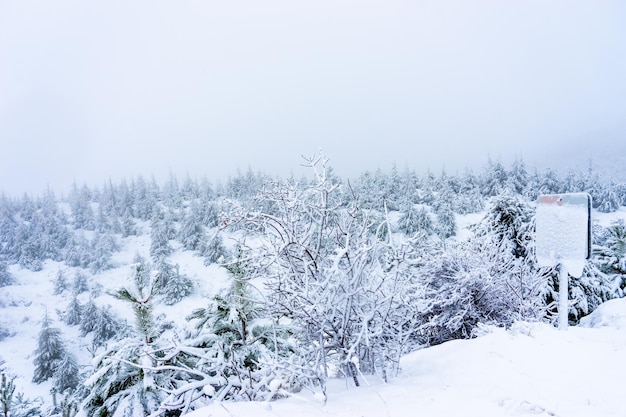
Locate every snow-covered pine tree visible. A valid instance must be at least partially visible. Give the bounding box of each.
[91,306,122,347]
[81,340,165,417]
[1,372,41,417]
[1,372,15,417]
[133,176,156,221]
[95,204,109,233]
[82,263,166,417]
[179,201,204,251]
[507,157,530,195]
[144,262,296,416]
[72,271,88,295]
[201,232,228,265]
[181,174,200,200]
[561,169,584,194]
[14,223,43,271]
[0,259,13,287]
[89,232,118,273]
[594,220,626,288]
[78,298,98,336]
[453,169,484,214]
[473,192,534,259]
[596,182,621,213]
[32,313,67,384]
[120,207,137,237]
[63,296,82,326]
[397,205,433,237]
[481,158,508,197]
[111,262,158,344]
[538,167,562,195]
[150,214,173,262]
[158,262,193,305]
[544,263,614,325]
[434,201,456,239]
[53,352,80,393]
[202,202,220,228]
[69,183,95,231]
[52,269,68,295]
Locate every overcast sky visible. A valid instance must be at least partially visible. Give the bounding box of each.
[1,1,625,196]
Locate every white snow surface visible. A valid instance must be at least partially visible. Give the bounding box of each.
[185,313,626,417]
[2,211,626,417]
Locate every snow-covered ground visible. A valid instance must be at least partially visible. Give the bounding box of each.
[186,302,626,417]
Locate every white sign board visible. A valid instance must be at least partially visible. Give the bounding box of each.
[535,193,591,278]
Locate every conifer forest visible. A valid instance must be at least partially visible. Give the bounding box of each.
[1,153,626,416]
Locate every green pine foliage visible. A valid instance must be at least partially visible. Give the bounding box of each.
[82,262,166,417]
[81,340,166,417]
[111,261,159,343]
[181,264,297,403]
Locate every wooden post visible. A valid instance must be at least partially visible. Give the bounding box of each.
[558,263,568,330]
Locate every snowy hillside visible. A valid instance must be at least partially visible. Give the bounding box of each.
[187,303,626,417]
[1,160,626,416]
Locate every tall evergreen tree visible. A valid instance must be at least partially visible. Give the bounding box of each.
[91,306,122,347]
[90,232,118,273]
[596,182,621,213]
[69,183,95,230]
[120,207,137,237]
[481,158,508,197]
[53,353,80,393]
[150,213,173,262]
[508,157,529,195]
[79,299,99,336]
[435,202,457,239]
[63,296,82,326]
[179,201,203,251]
[539,168,562,195]
[32,314,66,384]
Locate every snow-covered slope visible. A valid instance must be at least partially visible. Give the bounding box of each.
[186,301,626,417]
[0,234,232,405]
[1,209,625,416]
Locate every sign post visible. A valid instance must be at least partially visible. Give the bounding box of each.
[535,193,591,330]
